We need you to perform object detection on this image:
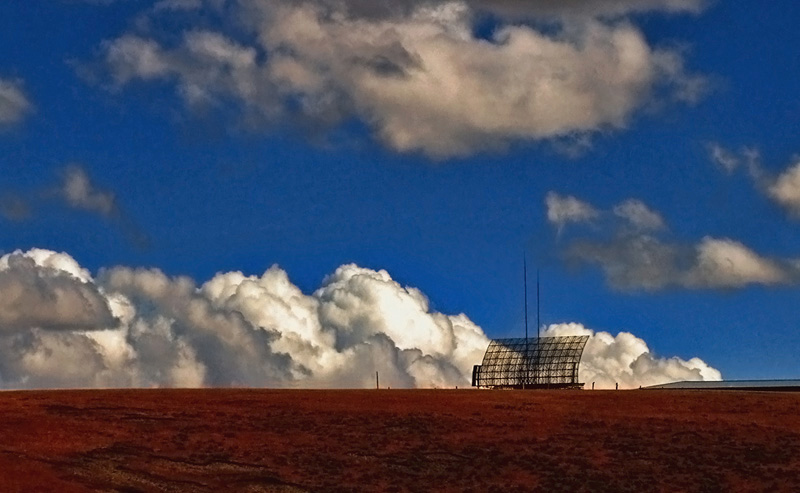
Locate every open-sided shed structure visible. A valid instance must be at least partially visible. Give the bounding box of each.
[472,336,589,389]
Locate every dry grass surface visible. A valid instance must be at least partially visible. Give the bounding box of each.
[0,389,799,492]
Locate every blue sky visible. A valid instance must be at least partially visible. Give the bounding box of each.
[1,0,799,387]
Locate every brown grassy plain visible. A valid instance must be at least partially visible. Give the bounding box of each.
[0,389,799,492]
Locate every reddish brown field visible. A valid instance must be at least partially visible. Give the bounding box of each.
[0,389,799,492]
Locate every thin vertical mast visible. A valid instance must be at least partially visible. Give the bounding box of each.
[524,254,528,341]
[524,253,529,388]
[537,269,541,387]
[537,270,540,340]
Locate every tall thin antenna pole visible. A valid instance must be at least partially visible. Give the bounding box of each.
[524,253,529,389]
[524,254,528,341]
[537,270,540,340]
[536,269,540,386]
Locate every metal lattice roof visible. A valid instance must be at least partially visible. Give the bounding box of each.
[472,336,589,388]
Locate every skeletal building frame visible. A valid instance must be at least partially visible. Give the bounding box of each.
[471,336,589,389]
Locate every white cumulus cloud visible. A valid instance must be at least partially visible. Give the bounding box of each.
[98,0,706,158]
[0,249,117,332]
[768,160,800,218]
[569,234,797,290]
[331,0,706,19]
[2,165,147,247]
[545,192,599,229]
[544,322,720,389]
[0,248,490,389]
[0,248,719,390]
[684,237,788,288]
[554,192,799,290]
[0,78,31,126]
[706,143,800,220]
[613,199,665,231]
[61,165,118,217]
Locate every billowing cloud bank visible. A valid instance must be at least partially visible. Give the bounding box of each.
[544,323,720,389]
[0,248,490,389]
[0,248,719,389]
[99,0,706,157]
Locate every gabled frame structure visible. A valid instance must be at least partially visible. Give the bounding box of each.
[471,336,589,389]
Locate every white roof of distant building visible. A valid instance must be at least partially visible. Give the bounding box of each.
[645,380,800,390]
